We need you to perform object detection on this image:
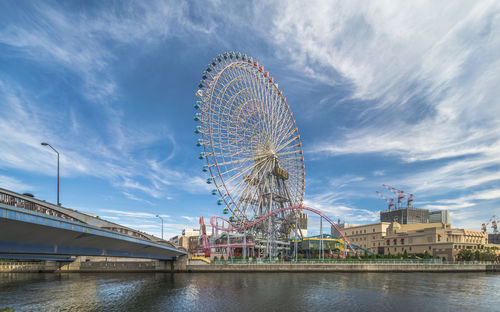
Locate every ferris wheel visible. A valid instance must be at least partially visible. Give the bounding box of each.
[194,52,305,238]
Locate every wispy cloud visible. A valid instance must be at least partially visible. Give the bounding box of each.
[0,175,33,192]
[304,191,379,223]
[258,1,500,226]
[181,216,198,223]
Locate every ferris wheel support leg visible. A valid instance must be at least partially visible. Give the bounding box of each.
[294,216,298,262]
[227,233,230,260]
[243,230,247,260]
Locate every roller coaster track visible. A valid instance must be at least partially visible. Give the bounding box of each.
[210,206,357,254]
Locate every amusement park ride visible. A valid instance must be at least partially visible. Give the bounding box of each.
[193,52,356,260]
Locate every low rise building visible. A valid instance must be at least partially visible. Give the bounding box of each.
[337,222,391,255]
[380,222,488,260]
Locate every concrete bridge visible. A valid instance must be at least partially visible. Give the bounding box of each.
[0,188,186,261]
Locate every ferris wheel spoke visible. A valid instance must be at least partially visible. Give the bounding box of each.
[197,52,305,241]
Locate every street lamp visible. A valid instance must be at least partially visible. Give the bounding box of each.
[156,215,164,240]
[41,142,60,206]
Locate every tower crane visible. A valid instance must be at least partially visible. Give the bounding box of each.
[482,215,498,233]
[382,184,406,210]
[376,191,395,211]
[406,194,414,208]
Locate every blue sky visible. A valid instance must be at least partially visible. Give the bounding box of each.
[1,1,499,238]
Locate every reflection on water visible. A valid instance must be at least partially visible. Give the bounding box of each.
[0,272,499,311]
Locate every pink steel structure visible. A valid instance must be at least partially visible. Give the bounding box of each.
[195,52,351,258]
[209,206,356,254]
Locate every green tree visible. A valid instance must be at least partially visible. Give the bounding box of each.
[387,251,392,259]
[423,250,431,259]
[474,250,481,261]
[403,250,408,259]
[457,249,474,261]
[371,254,376,260]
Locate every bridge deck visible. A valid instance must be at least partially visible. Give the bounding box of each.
[0,203,185,260]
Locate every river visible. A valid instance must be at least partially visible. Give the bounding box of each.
[1,272,499,311]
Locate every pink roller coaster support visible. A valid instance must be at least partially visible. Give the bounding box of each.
[209,206,357,254]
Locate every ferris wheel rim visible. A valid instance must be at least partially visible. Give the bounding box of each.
[195,52,306,221]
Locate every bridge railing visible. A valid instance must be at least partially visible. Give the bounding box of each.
[0,189,80,223]
[0,188,171,245]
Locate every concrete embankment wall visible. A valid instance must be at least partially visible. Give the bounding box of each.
[0,261,59,273]
[0,256,188,273]
[1,260,498,273]
[186,263,500,273]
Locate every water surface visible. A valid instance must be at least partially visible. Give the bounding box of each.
[1,272,499,311]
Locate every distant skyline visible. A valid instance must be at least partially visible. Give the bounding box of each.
[1,1,499,238]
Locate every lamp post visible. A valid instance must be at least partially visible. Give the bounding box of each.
[156,215,164,240]
[41,142,60,206]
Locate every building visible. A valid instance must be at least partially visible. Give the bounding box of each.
[169,228,201,252]
[380,221,488,260]
[331,220,361,238]
[429,210,450,224]
[380,207,429,224]
[489,233,500,244]
[297,212,308,237]
[335,222,391,255]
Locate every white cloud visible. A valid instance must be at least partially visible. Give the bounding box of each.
[181,216,198,223]
[260,1,500,217]
[304,191,379,224]
[373,170,385,177]
[99,209,160,219]
[0,175,33,193]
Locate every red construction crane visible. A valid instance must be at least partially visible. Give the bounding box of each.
[382,184,406,209]
[482,215,498,233]
[406,193,414,208]
[376,191,395,211]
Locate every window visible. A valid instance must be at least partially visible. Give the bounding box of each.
[373,229,375,233]
[428,246,432,250]
[409,247,412,251]
[364,229,366,234]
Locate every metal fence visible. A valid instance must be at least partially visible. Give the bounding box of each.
[209,259,498,265]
